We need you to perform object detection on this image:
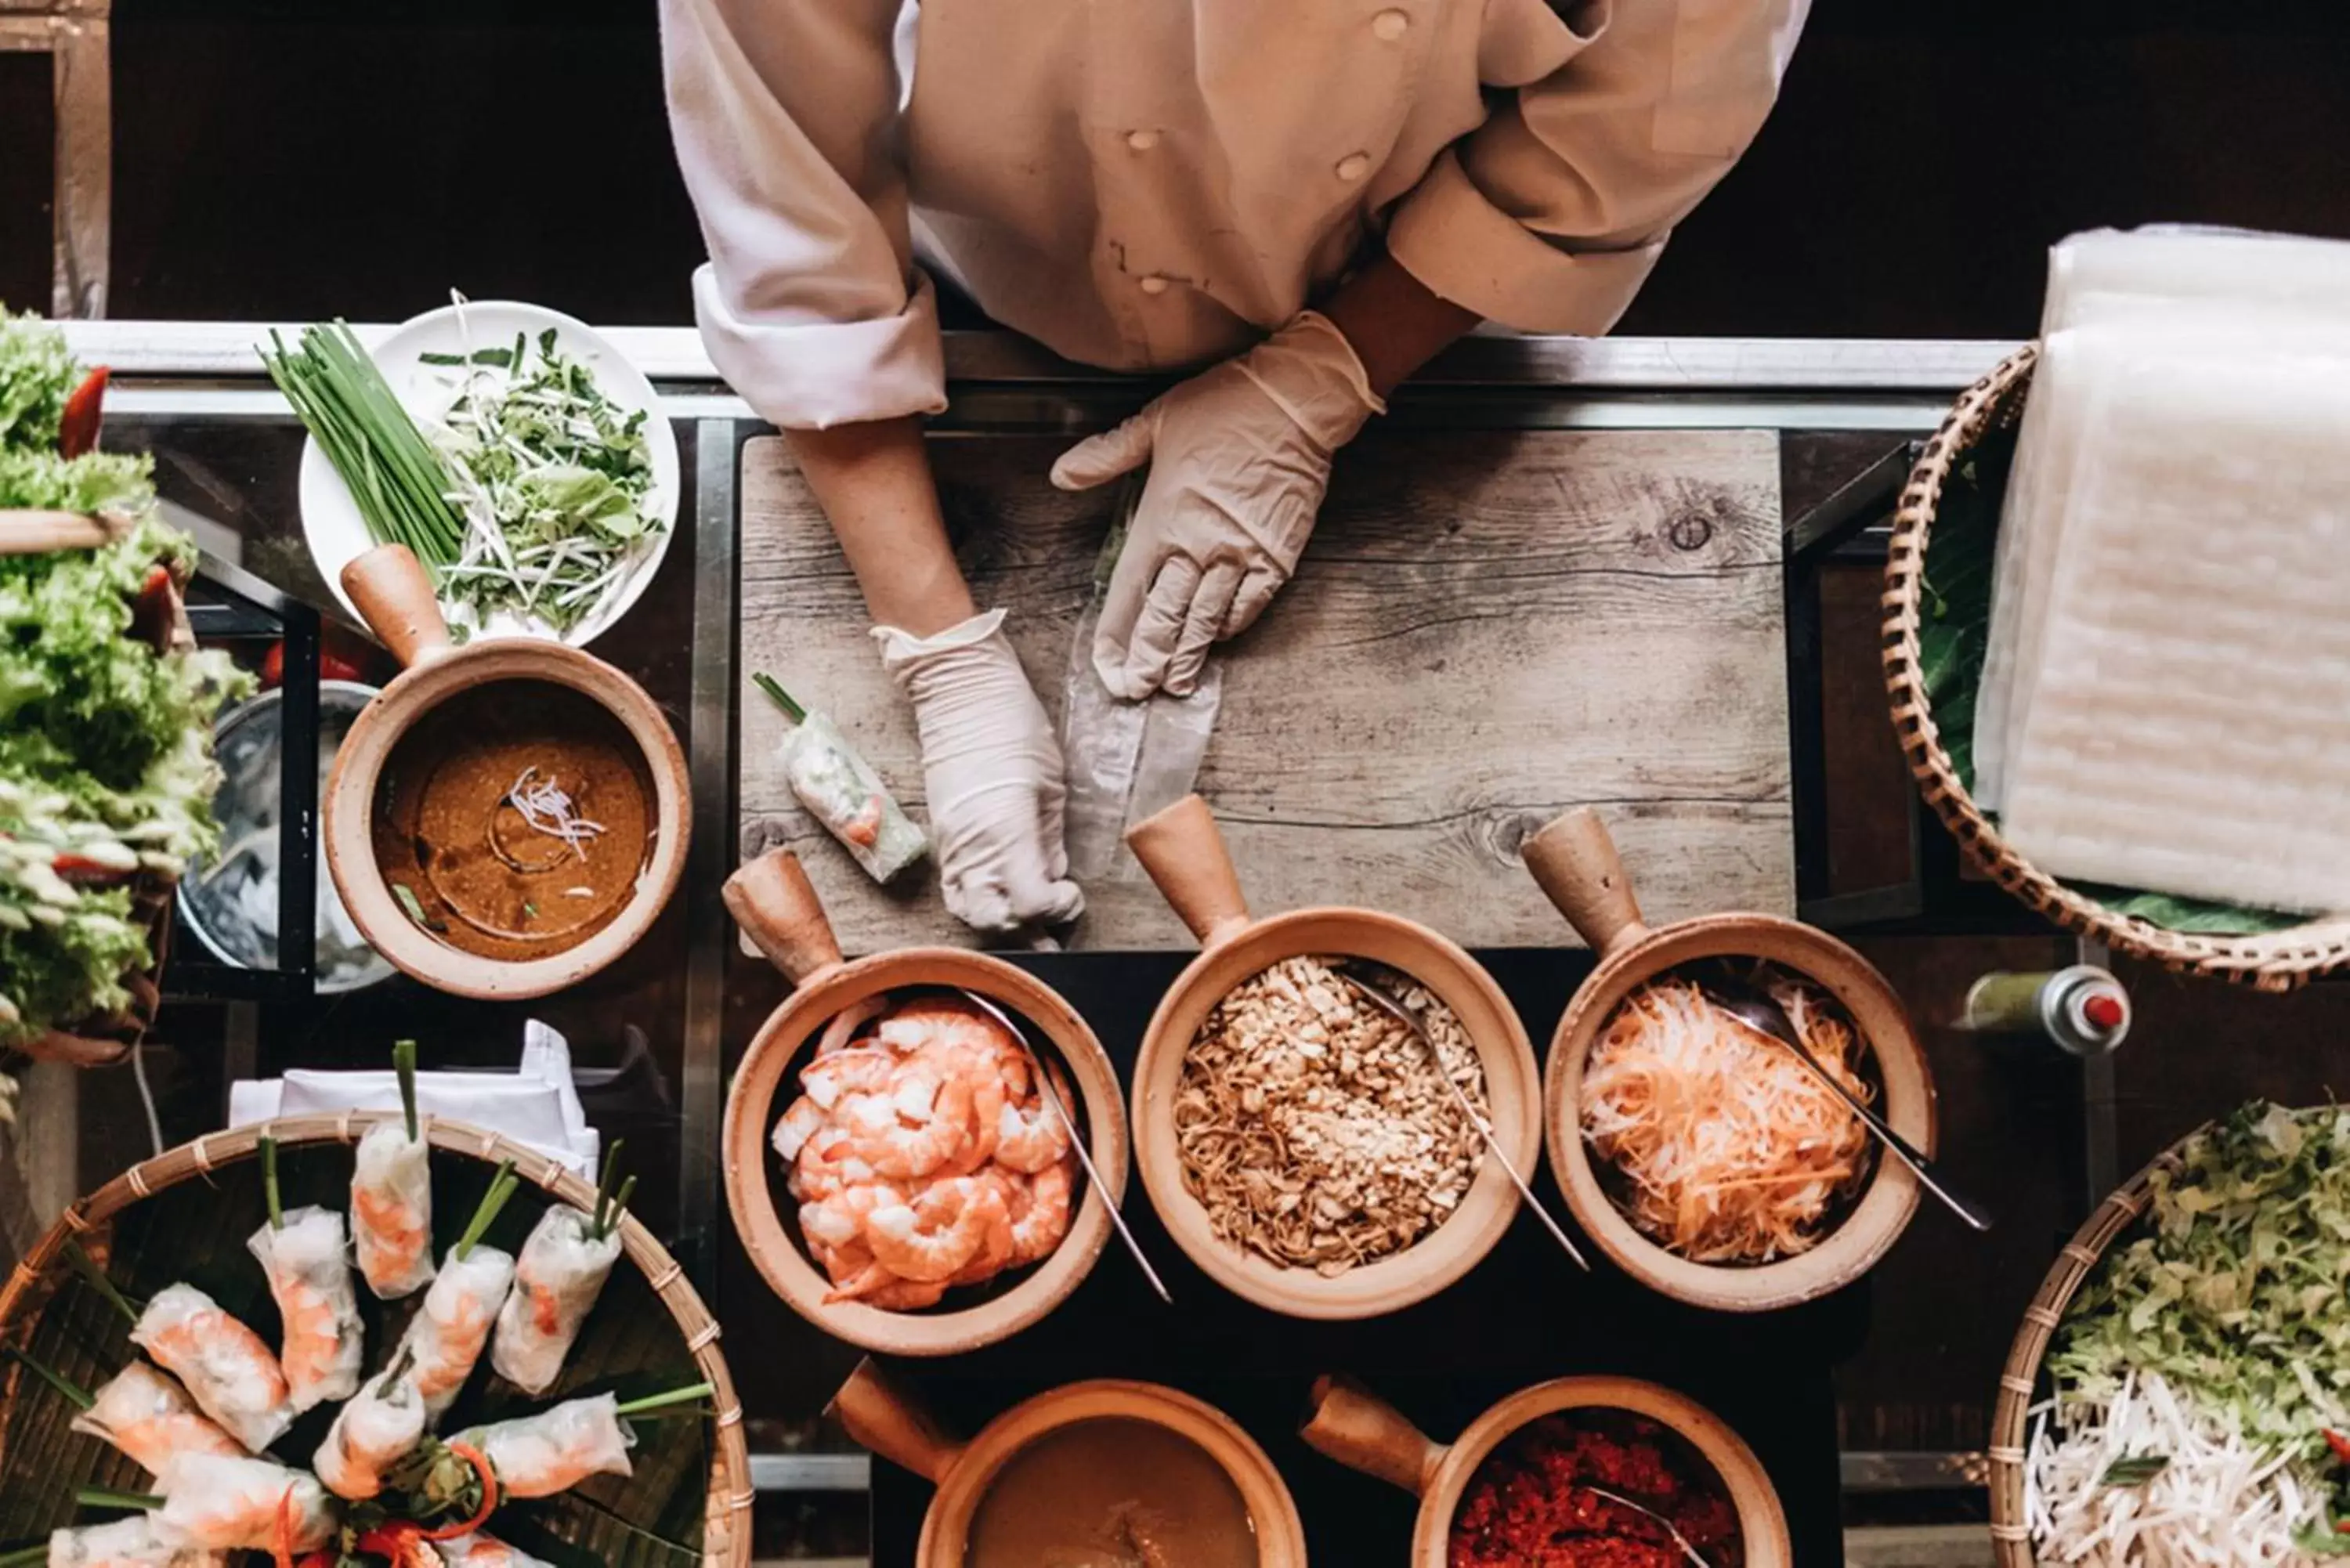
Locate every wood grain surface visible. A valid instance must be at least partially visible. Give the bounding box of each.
[737,428,1790,952]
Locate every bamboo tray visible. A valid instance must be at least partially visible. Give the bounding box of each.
[0,1114,753,1566]
[1881,346,2350,989]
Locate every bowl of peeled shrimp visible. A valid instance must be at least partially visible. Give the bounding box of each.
[721,848,1130,1357]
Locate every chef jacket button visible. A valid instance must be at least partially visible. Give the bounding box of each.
[1335,153,1372,182]
[1372,9,1409,39]
[1126,128,1160,151]
[1138,275,1170,295]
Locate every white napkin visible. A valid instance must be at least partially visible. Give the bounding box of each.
[228,1020,599,1178]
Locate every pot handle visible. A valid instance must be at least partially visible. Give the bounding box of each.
[1125,793,1252,948]
[828,1359,967,1486]
[723,848,844,985]
[1299,1375,1446,1499]
[1520,806,1650,960]
[342,544,454,668]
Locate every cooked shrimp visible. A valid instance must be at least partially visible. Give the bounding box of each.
[400,1245,515,1422]
[790,1123,879,1203]
[1008,1158,1074,1266]
[814,995,891,1057]
[948,1171,1019,1285]
[873,997,1013,1060]
[994,1075,1074,1174]
[132,1284,293,1454]
[353,1118,436,1300]
[800,1045,897,1111]
[798,1180,902,1254]
[73,1362,240,1476]
[866,1176,1006,1283]
[772,1095,828,1163]
[354,1183,432,1289]
[862,1275,948,1310]
[454,1393,633,1499]
[857,1064,974,1180]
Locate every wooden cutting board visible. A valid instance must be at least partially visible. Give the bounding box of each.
[736,427,1791,952]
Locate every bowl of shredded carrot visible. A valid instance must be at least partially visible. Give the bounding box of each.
[1521,807,1936,1312]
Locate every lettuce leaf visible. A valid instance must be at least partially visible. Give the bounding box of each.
[0,306,78,454]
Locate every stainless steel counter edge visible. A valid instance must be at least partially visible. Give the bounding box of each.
[62,320,2019,392]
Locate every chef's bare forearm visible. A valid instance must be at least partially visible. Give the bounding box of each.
[785,417,978,638]
[1319,251,1484,399]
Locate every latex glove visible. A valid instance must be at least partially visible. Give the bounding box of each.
[874,609,1083,933]
[1052,310,1384,699]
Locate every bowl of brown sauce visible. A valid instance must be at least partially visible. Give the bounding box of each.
[831,1360,1307,1568]
[324,544,689,999]
[1301,1372,1791,1567]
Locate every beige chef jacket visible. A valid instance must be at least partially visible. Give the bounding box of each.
[663,0,1810,430]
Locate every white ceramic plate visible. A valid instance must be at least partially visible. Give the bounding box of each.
[296,299,680,648]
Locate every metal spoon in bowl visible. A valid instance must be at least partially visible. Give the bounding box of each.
[1334,966,1589,1273]
[1577,1486,1716,1568]
[952,987,1176,1305]
[1696,963,1993,1234]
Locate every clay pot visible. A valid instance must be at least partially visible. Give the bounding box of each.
[1300,1373,1791,1566]
[322,544,689,999]
[1124,794,1539,1320]
[832,1360,1308,1567]
[721,849,1128,1356]
[1524,806,1933,1311]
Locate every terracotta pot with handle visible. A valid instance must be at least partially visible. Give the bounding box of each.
[1124,794,1539,1320]
[323,544,690,999]
[831,1360,1308,1567]
[1300,1373,1791,1566]
[721,847,1126,1356]
[1524,805,1933,1311]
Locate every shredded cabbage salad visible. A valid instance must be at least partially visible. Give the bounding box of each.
[2030,1102,2350,1564]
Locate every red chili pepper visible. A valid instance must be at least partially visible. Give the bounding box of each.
[50,853,131,885]
[258,639,365,689]
[57,367,107,458]
[271,1487,298,1568]
[2328,1429,2350,1465]
[416,1440,500,1541]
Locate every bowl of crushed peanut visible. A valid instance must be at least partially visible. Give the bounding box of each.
[1123,795,1541,1319]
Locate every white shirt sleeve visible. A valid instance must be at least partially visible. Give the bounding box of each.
[1388,0,1812,336]
[660,0,947,429]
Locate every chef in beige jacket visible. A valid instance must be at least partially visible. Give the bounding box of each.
[664,0,1809,931]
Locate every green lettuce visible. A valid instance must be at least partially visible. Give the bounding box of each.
[0,306,78,453]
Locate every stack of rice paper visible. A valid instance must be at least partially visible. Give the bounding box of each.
[1978,226,2350,916]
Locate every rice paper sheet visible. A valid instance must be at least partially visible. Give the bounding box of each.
[48,1515,226,1566]
[779,710,927,883]
[154,1454,335,1552]
[248,1205,365,1411]
[352,1118,437,1299]
[70,1361,240,1477]
[128,1284,293,1454]
[436,1534,557,1568]
[2000,345,2350,913]
[490,1205,622,1396]
[457,1391,634,1498]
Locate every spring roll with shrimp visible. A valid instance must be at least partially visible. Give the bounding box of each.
[248,1206,364,1411]
[489,1205,622,1396]
[128,1284,291,1453]
[454,1392,634,1498]
[154,1454,336,1552]
[46,1516,224,1567]
[436,1534,555,1568]
[395,1243,515,1424]
[313,1363,427,1501]
[352,1115,435,1299]
[69,1361,241,1475]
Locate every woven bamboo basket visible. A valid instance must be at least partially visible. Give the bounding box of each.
[0,510,197,1066]
[1881,345,2350,990]
[1985,1126,2196,1565]
[0,1112,753,1566]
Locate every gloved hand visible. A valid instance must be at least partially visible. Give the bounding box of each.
[1051,310,1384,700]
[874,609,1084,933]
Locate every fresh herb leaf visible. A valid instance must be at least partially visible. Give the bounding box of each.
[390,881,444,933]
[417,351,468,367]
[2099,1454,2171,1488]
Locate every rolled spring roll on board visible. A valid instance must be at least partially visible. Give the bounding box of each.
[455,1392,634,1498]
[248,1205,364,1411]
[68,1362,241,1476]
[490,1205,622,1396]
[1999,344,2350,913]
[126,1284,292,1454]
[154,1454,336,1552]
[45,1516,224,1567]
[313,1365,428,1501]
[397,1242,516,1425]
[756,677,927,883]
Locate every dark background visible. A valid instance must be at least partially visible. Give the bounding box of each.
[6,0,2350,331]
